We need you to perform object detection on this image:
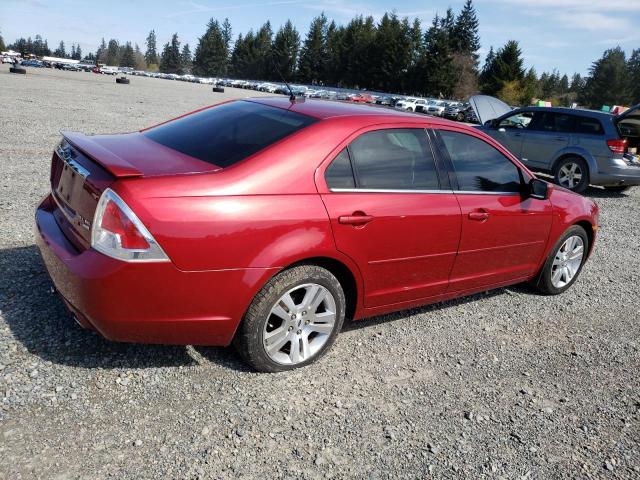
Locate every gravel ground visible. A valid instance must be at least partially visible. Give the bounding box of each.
[1,66,639,479]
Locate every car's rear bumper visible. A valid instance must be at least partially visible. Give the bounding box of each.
[35,194,276,346]
[593,162,640,186]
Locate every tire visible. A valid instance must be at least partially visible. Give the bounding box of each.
[534,225,589,295]
[604,185,630,193]
[212,86,224,93]
[235,265,346,372]
[9,67,26,74]
[554,156,589,193]
[456,113,464,122]
[115,77,130,84]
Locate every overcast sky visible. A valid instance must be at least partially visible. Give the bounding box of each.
[2,0,639,75]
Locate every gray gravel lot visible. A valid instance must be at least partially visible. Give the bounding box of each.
[1,66,639,479]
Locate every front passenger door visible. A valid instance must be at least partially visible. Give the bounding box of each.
[434,128,553,292]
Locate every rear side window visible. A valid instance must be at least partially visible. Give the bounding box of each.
[438,130,522,193]
[325,149,355,189]
[143,101,316,168]
[575,116,604,135]
[345,129,440,190]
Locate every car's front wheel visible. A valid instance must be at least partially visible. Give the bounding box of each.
[534,225,589,295]
[235,265,345,372]
[554,157,589,193]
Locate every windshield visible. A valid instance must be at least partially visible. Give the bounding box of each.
[143,101,317,168]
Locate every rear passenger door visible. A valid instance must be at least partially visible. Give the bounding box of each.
[320,128,461,308]
[521,112,574,169]
[434,128,553,292]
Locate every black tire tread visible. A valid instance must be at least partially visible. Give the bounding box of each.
[554,156,589,193]
[234,265,345,373]
[534,225,589,295]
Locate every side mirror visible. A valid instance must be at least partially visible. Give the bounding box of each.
[529,178,549,200]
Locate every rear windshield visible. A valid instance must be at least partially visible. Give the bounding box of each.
[143,101,317,168]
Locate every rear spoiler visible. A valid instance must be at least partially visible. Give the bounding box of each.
[60,131,143,178]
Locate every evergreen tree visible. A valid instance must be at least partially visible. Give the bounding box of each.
[222,18,233,52]
[193,19,228,76]
[159,33,182,74]
[0,31,4,52]
[134,43,147,70]
[520,67,540,104]
[53,40,66,58]
[230,31,257,78]
[417,15,457,97]
[569,73,585,93]
[370,13,412,92]
[71,44,76,59]
[298,14,328,83]
[96,38,107,62]
[628,49,640,104]
[120,42,136,67]
[181,43,192,72]
[481,40,524,97]
[255,21,274,79]
[105,39,120,65]
[145,30,158,66]
[272,20,300,80]
[339,15,376,88]
[43,40,50,56]
[582,47,631,108]
[452,0,480,56]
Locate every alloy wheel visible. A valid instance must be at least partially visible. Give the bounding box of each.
[551,235,584,288]
[558,162,583,189]
[262,283,337,365]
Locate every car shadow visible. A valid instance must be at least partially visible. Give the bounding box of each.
[583,186,631,199]
[1,244,542,371]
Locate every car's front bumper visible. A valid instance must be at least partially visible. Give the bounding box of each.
[35,194,276,346]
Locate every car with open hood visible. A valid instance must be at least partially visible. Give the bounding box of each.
[35,98,598,371]
[471,95,640,193]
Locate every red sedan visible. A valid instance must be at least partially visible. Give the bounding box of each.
[35,98,598,371]
[349,93,374,103]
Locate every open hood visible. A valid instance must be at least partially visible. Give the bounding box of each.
[615,103,640,122]
[468,95,512,125]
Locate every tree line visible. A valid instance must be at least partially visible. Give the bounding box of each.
[3,0,639,109]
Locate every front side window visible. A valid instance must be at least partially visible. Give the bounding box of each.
[499,111,534,129]
[438,130,522,193]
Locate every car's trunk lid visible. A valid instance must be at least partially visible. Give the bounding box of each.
[52,132,221,251]
[468,95,512,125]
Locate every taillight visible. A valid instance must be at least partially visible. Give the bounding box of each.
[607,138,627,154]
[91,188,169,262]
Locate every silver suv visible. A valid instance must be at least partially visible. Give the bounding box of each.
[471,95,640,193]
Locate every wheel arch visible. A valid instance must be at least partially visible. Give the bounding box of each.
[282,256,360,321]
[551,150,596,177]
[573,220,595,257]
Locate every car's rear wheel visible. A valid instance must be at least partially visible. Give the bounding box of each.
[534,225,589,295]
[554,157,589,193]
[235,265,345,372]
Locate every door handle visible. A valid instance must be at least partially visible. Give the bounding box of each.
[338,213,373,225]
[468,210,489,221]
[514,132,522,137]
[554,136,567,141]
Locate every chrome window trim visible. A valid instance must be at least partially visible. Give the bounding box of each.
[329,188,521,196]
[330,188,453,194]
[453,190,521,196]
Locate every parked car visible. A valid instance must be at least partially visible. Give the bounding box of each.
[349,93,374,103]
[443,102,470,121]
[471,95,640,192]
[425,100,449,116]
[35,98,598,372]
[395,97,427,112]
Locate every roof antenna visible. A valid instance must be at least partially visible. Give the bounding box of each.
[270,52,301,103]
